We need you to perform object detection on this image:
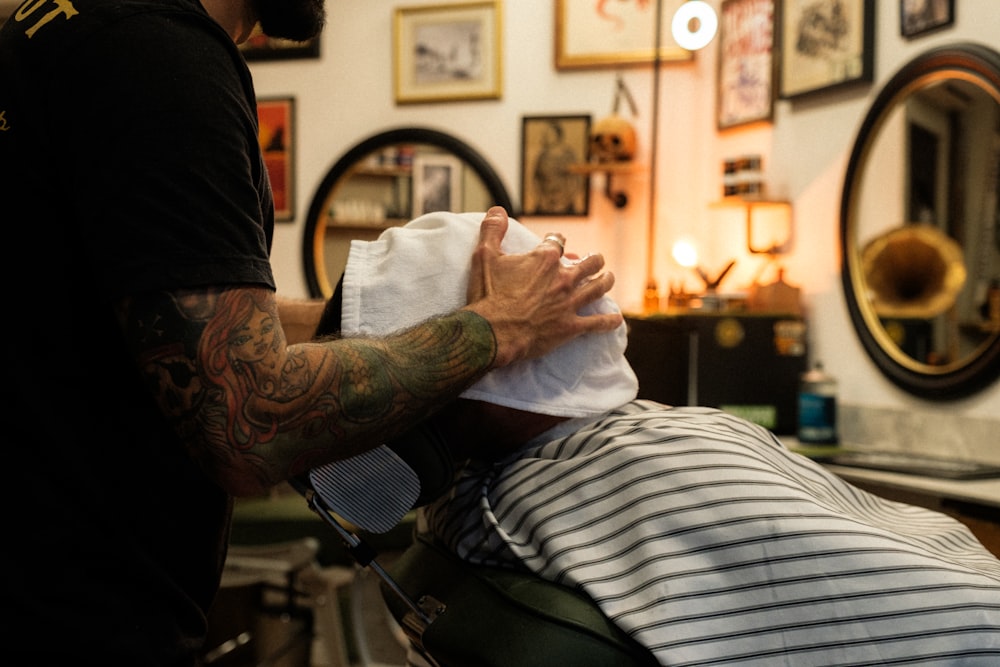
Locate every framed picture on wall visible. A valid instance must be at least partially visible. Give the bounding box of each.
[555,0,692,69]
[778,0,874,100]
[900,0,954,38]
[412,153,463,215]
[257,97,295,222]
[520,115,591,217]
[393,1,502,104]
[717,0,775,130]
[239,25,320,61]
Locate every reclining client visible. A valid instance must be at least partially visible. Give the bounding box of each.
[333,211,1000,666]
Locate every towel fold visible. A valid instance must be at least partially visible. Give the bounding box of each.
[340,211,638,418]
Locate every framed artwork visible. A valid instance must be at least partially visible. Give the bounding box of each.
[412,153,464,215]
[393,1,502,104]
[778,0,874,100]
[717,0,775,130]
[239,25,321,61]
[900,0,954,38]
[520,115,591,217]
[257,97,295,222]
[555,0,692,70]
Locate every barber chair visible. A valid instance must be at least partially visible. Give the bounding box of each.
[291,425,658,667]
[301,281,657,666]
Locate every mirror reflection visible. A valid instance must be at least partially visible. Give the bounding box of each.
[302,128,513,298]
[843,43,1000,398]
[856,76,999,365]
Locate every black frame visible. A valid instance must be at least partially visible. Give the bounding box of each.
[519,114,592,217]
[778,0,875,100]
[900,0,955,39]
[239,25,321,62]
[302,127,514,298]
[840,43,1000,399]
[717,0,776,130]
[256,96,296,222]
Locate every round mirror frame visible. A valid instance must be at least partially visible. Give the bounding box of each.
[840,42,1000,399]
[302,127,515,298]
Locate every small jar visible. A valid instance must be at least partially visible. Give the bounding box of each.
[797,362,838,444]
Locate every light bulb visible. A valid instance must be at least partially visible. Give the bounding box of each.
[672,239,699,268]
[671,1,718,51]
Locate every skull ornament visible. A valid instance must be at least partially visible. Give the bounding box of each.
[589,114,637,163]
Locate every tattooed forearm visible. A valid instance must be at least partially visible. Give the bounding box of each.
[117,287,497,494]
[334,310,497,422]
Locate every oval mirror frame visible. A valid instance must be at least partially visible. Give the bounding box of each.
[302,127,514,298]
[840,42,1000,399]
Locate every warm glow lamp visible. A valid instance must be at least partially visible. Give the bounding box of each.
[671,239,736,293]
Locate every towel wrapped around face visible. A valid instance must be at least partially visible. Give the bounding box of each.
[340,211,638,418]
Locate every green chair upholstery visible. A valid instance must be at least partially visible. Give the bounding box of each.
[382,533,659,667]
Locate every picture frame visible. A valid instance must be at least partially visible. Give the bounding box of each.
[717,0,775,130]
[555,0,692,70]
[412,153,464,215]
[900,0,954,38]
[239,25,321,61]
[256,97,295,222]
[520,115,591,217]
[778,0,874,100]
[393,1,502,104]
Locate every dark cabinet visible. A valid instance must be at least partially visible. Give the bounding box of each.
[624,314,808,434]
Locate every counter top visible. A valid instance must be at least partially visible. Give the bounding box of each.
[818,463,1000,508]
[782,438,1000,509]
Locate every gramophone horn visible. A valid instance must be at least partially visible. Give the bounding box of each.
[861,223,967,319]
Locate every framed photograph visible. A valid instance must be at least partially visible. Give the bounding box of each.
[555,0,692,70]
[256,97,295,222]
[520,115,591,217]
[393,1,502,104]
[239,24,320,61]
[717,0,775,130]
[412,153,463,215]
[778,0,874,100]
[900,0,954,38]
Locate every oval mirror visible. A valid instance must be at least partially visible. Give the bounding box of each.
[841,42,1000,399]
[302,127,514,298]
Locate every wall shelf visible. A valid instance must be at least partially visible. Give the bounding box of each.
[567,161,640,208]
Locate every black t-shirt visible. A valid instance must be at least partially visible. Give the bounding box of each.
[0,0,275,663]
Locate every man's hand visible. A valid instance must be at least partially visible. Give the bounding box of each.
[464,206,622,368]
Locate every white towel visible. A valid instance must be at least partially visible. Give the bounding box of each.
[340,211,638,418]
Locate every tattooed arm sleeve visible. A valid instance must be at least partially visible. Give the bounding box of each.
[117,285,496,495]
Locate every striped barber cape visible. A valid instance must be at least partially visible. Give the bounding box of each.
[422,400,1000,666]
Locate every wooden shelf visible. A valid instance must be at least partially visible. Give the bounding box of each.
[567,161,641,208]
[351,165,412,177]
[710,196,791,208]
[566,161,641,174]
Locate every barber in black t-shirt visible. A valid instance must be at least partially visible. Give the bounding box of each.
[0,0,622,663]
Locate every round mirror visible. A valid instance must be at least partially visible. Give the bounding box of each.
[302,127,514,298]
[841,42,1000,399]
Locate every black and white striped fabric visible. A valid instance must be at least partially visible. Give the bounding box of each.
[422,401,1000,665]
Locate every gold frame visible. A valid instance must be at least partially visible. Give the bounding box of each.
[554,0,692,70]
[393,1,502,104]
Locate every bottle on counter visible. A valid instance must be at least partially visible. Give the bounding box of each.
[797,362,838,444]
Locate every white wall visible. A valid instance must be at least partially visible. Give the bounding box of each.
[254,1,1000,421]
